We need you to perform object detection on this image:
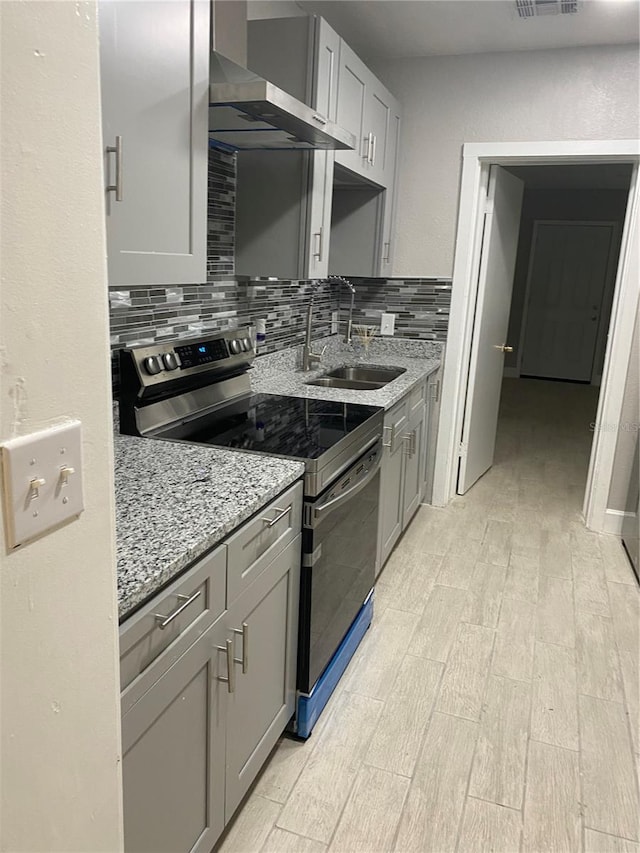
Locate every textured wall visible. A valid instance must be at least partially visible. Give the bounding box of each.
[1,3,122,850]
[608,311,640,513]
[374,44,640,277]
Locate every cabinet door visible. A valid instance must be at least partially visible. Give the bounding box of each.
[224,535,301,821]
[365,81,391,187]
[378,105,401,276]
[306,17,341,279]
[402,401,426,530]
[99,0,209,286]
[423,370,442,505]
[121,618,227,853]
[376,401,408,575]
[335,41,368,176]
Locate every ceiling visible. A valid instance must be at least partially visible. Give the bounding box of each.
[296,0,640,62]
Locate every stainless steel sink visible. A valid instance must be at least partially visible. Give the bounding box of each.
[306,364,406,390]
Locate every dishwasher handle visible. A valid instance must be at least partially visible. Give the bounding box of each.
[306,451,381,529]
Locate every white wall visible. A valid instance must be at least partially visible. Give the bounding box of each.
[374,45,640,277]
[1,3,123,851]
[608,311,639,513]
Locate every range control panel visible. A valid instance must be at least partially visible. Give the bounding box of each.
[120,327,256,390]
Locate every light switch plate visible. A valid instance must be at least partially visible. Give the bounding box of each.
[2,420,84,548]
[380,312,396,336]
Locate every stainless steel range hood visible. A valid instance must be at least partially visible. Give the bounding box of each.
[209,53,355,153]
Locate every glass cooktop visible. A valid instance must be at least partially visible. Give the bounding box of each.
[158,393,382,459]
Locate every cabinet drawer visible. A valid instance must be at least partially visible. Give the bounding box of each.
[226,482,303,604]
[408,380,426,417]
[384,398,408,455]
[120,544,226,702]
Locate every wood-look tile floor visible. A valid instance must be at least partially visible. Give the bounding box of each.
[218,379,640,853]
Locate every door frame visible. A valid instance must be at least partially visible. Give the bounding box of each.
[517,219,620,384]
[432,140,640,535]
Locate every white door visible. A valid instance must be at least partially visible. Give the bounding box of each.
[520,223,615,382]
[457,166,524,494]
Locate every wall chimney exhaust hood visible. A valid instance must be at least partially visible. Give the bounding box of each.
[209,53,356,153]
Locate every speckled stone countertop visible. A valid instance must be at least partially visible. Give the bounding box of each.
[251,336,443,409]
[114,336,442,622]
[115,432,304,621]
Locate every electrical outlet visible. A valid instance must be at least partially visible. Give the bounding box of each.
[380,312,396,336]
[331,311,339,334]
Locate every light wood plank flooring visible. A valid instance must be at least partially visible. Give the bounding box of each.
[217,379,639,853]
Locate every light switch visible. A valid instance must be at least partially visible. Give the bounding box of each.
[2,420,84,548]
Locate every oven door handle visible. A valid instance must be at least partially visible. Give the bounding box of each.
[309,455,381,526]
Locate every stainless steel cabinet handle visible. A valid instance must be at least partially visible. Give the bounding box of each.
[106,135,123,201]
[261,505,291,528]
[313,226,324,261]
[312,114,327,125]
[403,432,411,455]
[431,379,440,403]
[371,133,377,166]
[382,424,394,448]
[382,241,391,263]
[233,622,249,673]
[216,639,235,693]
[363,132,373,162]
[154,590,201,629]
[410,430,417,457]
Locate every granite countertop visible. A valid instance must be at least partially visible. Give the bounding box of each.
[115,336,442,622]
[250,336,442,410]
[115,432,304,621]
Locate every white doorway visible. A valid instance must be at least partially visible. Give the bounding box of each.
[519,221,618,383]
[433,140,640,534]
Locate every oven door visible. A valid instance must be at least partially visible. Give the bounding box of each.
[297,442,381,693]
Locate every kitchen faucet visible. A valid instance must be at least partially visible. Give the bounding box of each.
[301,276,357,371]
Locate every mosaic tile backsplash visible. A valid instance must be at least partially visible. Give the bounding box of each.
[109,149,452,391]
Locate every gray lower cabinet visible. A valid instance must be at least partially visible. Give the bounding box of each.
[99,0,209,286]
[224,535,300,820]
[423,368,442,504]
[121,615,227,853]
[120,483,303,853]
[377,381,428,574]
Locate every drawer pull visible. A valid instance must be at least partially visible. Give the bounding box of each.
[382,424,394,448]
[233,622,249,673]
[216,639,235,693]
[261,505,291,528]
[154,590,201,630]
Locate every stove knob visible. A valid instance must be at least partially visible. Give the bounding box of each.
[241,337,252,352]
[143,356,163,375]
[162,352,179,371]
[229,339,242,355]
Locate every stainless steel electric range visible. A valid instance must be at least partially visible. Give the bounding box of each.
[118,327,383,737]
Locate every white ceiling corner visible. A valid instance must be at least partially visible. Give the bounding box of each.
[297,0,640,61]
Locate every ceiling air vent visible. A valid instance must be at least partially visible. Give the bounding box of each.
[516,0,580,18]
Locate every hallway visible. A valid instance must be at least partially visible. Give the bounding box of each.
[218,379,640,853]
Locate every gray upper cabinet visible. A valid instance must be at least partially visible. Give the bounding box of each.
[99,0,209,286]
[236,15,340,280]
[334,42,368,176]
[335,44,399,189]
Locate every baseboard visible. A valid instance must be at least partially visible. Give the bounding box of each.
[503,368,519,379]
[601,508,635,536]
